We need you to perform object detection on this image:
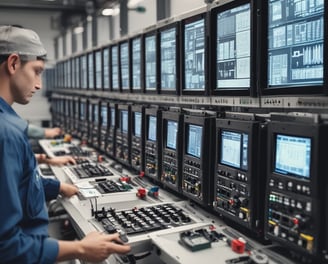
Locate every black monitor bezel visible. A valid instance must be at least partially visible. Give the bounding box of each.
[258,0,328,96]
[158,21,180,95]
[209,0,257,96]
[130,35,143,93]
[180,11,209,96]
[143,29,159,94]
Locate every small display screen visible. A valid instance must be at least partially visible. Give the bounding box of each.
[184,18,205,90]
[95,50,102,90]
[94,104,99,124]
[110,108,115,127]
[220,130,248,171]
[134,112,142,137]
[80,102,86,121]
[101,105,107,127]
[148,115,157,141]
[132,38,141,90]
[121,110,128,133]
[160,27,176,90]
[186,124,202,158]
[81,55,87,89]
[120,42,130,90]
[103,48,110,89]
[88,53,94,89]
[274,134,311,178]
[145,34,157,91]
[166,120,178,150]
[111,46,119,90]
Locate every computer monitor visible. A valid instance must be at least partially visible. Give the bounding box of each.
[80,100,86,121]
[111,44,119,91]
[261,0,326,95]
[74,56,80,89]
[121,110,129,134]
[131,105,145,172]
[66,59,72,89]
[88,52,94,90]
[88,101,93,123]
[81,54,87,89]
[159,22,179,94]
[180,9,208,95]
[210,0,255,95]
[144,32,158,93]
[166,120,178,150]
[120,41,130,92]
[131,36,142,92]
[93,103,99,125]
[103,47,110,90]
[95,49,102,90]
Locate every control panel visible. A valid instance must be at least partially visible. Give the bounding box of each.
[144,108,162,180]
[115,105,131,166]
[161,110,183,192]
[131,106,145,172]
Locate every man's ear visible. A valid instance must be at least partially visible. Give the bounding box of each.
[7,54,20,74]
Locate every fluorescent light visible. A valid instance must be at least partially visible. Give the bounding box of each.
[73,26,84,34]
[102,7,120,16]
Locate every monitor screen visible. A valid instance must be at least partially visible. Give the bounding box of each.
[88,52,94,89]
[94,104,99,124]
[101,105,107,127]
[66,60,71,88]
[216,3,251,89]
[81,55,87,89]
[111,45,119,90]
[145,34,157,91]
[147,115,157,141]
[121,110,128,133]
[132,37,141,90]
[95,50,102,90]
[186,124,202,158]
[220,130,248,171]
[110,108,115,127]
[166,120,178,150]
[74,100,79,119]
[160,27,176,91]
[267,0,324,88]
[134,112,142,137]
[74,57,80,88]
[183,17,205,90]
[88,103,93,122]
[120,42,130,90]
[103,48,110,89]
[80,102,86,121]
[274,134,311,178]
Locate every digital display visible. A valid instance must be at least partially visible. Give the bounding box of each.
[186,124,202,158]
[121,110,128,133]
[120,42,130,90]
[216,3,251,89]
[111,46,119,90]
[74,100,79,119]
[88,53,94,89]
[220,130,248,171]
[110,108,115,127]
[80,102,86,121]
[81,55,87,89]
[101,105,107,127]
[184,18,205,90]
[267,0,324,87]
[145,34,157,91]
[95,50,102,90]
[103,48,110,89]
[166,120,178,150]
[66,60,71,88]
[274,134,311,178]
[74,57,80,88]
[160,27,176,90]
[94,104,99,124]
[148,115,157,141]
[88,103,93,122]
[134,112,141,137]
[132,38,141,90]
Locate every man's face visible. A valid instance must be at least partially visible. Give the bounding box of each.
[10,58,45,105]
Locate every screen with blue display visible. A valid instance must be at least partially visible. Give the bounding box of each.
[148,115,157,141]
[134,112,141,137]
[166,120,178,150]
[121,110,128,133]
[111,45,119,90]
[120,42,130,90]
[95,50,102,90]
[103,48,110,89]
[101,105,107,127]
[145,34,157,91]
[132,37,141,90]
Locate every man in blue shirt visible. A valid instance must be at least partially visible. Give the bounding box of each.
[0,25,131,263]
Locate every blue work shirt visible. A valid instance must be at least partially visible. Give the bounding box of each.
[0,97,59,264]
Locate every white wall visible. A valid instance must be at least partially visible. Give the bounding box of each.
[128,0,156,35]
[170,0,206,17]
